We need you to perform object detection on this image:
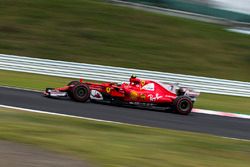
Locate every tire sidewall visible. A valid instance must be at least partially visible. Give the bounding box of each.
[67,81,81,98]
[174,96,193,115]
[67,81,80,86]
[71,84,90,102]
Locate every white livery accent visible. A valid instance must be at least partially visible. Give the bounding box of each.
[90,90,103,100]
[148,93,162,102]
[142,83,155,91]
[50,92,67,97]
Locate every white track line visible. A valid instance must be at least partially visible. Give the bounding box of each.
[0,85,41,93]
[0,104,249,142]
[192,109,250,120]
[0,104,142,128]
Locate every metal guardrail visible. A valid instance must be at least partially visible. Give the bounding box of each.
[0,54,249,97]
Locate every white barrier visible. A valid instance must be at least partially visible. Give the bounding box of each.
[0,54,249,97]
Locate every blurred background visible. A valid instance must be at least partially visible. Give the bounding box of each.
[0,1,250,167]
[122,0,250,22]
[212,0,250,15]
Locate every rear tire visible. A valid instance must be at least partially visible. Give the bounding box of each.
[173,96,193,115]
[70,84,90,102]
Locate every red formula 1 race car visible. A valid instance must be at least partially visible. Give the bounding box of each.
[43,75,200,115]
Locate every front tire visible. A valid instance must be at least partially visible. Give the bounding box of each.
[70,84,90,102]
[67,81,81,98]
[173,96,193,115]
[67,81,80,86]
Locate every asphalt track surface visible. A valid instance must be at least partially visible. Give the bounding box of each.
[0,87,249,140]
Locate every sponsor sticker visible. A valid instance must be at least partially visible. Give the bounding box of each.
[106,87,111,93]
[130,91,138,100]
[90,90,103,100]
[141,94,146,100]
[148,93,162,102]
[141,80,145,86]
[142,83,155,91]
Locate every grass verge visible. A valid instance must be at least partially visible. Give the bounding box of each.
[0,70,249,114]
[0,107,249,167]
[0,0,249,81]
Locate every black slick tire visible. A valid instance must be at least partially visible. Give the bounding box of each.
[173,96,193,115]
[67,81,81,98]
[70,84,90,102]
[67,81,80,86]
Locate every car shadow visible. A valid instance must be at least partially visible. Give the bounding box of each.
[43,95,188,116]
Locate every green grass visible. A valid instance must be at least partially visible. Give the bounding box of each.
[0,107,249,167]
[196,93,250,115]
[1,70,250,114]
[0,70,74,91]
[0,0,249,81]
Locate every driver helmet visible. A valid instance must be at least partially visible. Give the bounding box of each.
[131,74,137,78]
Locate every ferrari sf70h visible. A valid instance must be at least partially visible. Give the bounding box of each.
[43,76,200,115]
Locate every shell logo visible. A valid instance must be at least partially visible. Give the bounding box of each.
[141,94,146,100]
[130,91,138,100]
